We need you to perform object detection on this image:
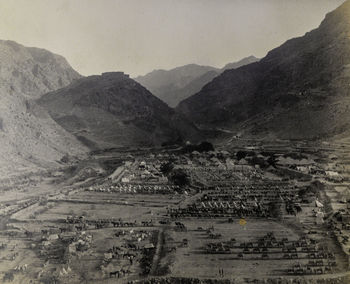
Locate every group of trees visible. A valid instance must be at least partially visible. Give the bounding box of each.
[236,150,276,169]
[160,161,190,187]
[182,141,214,153]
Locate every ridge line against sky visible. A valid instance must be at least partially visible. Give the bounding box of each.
[0,0,345,77]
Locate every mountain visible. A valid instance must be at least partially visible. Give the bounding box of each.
[177,0,350,140]
[38,72,200,149]
[0,40,81,99]
[222,56,259,71]
[135,64,219,107]
[0,40,86,177]
[135,57,259,107]
[165,70,220,108]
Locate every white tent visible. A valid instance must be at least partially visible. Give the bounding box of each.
[315,200,324,208]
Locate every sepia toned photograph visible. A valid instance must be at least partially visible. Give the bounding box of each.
[0,0,350,283]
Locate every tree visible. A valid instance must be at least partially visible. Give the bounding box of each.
[196,141,214,152]
[160,162,174,175]
[170,169,190,186]
[236,151,248,160]
[267,202,281,217]
[182,141,215,153]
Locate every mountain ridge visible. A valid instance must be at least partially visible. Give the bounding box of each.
[0,39,87,177]
[135,56,259,107]
[177,0,350,140]
[38,72,201,149]
[0,40,81,98]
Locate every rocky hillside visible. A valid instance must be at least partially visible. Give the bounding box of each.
[135,56,259,107]
[38,72,200,149]
[0,40,86,177]
[177,0,350,140]
[0,40,81,99]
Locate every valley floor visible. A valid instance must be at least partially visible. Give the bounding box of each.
[0,142,349,284]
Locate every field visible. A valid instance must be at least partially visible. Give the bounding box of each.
[0,144,349,283]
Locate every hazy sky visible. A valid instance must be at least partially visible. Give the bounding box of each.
[0,0,345,77]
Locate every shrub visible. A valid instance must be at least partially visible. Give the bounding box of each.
[3,272,14,282]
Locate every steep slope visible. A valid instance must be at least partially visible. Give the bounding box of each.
[0,40,86,177]
[165,70,220,107]
[177,0,350,140]
[135,57,259,107]
[0,40,81,99]
[38,72,200,149]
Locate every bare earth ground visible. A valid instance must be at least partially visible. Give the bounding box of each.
[0,144,349,283]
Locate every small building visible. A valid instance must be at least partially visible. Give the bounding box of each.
[48,234,59,241]
[144,243,155,250]
[121,177,130,183]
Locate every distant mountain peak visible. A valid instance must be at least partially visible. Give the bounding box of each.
[135,56,258,107]
[222,56,259,71]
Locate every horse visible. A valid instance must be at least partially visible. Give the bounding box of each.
[109,270,120,278]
